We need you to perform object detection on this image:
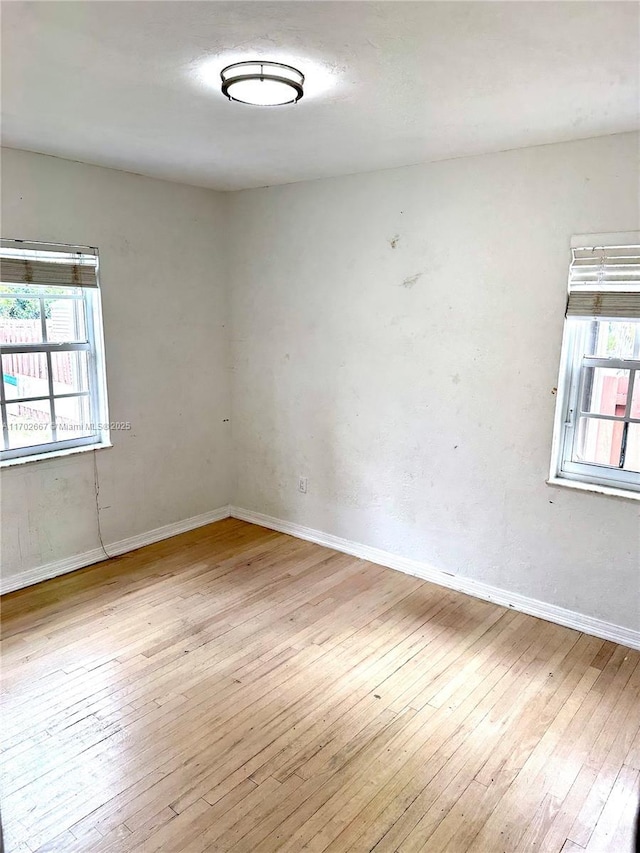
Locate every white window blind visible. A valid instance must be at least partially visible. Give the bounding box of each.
[566,245,640,319]
[0,239,99,289]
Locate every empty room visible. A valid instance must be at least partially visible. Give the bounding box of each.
[1,1,639,851]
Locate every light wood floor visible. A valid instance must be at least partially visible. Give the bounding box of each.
[1,519,639,853]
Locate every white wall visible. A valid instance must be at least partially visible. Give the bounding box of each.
[1,148,231,584]
[3,136,639,635]
[229,132,640,632]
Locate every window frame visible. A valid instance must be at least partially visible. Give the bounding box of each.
[550,319,640,495]
[0,243,110,466]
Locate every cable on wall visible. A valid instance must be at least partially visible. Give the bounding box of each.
[93,450,113,561]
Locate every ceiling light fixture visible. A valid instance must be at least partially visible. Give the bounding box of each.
[220,61,304,106]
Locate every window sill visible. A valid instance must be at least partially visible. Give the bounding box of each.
[0,441,113,469]
[547,476,640,502]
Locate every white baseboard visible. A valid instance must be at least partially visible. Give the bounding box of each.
[4,502,638,652]
[230,506,640,652]
[0,506,232,595]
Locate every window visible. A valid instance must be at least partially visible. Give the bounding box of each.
[0,239,110,463]
[550,240,640,496]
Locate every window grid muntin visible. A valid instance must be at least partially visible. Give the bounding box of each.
[557,319,640,491]
[572,359,639,469]
[0,288,102,459]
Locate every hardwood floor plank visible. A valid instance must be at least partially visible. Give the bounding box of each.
[561,841,587,853]
[584,764,639,853]
[2,519,638,853]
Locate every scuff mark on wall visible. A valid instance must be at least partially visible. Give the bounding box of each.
[389,235,400,249]
[400,273,422,288]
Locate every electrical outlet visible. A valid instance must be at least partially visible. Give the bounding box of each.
[298,476,308,494]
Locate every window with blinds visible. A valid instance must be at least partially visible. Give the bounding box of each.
[0,239,110,463]
[550,240,640,495]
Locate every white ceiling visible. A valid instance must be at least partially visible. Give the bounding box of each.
[2,1,638,191]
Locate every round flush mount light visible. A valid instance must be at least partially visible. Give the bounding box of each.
[220,61,304,106]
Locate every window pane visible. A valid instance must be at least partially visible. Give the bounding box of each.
[1,351,48,400]
[590,320,640,359]
[44,297,87,342]
[581,367,629,416]
[50,351,89,394]
[574,417,623,467]
[631,372,640,420]
[6,400,53,449]
[54,395,93,441]
[0,294,43,344]
[623,424,640,473]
